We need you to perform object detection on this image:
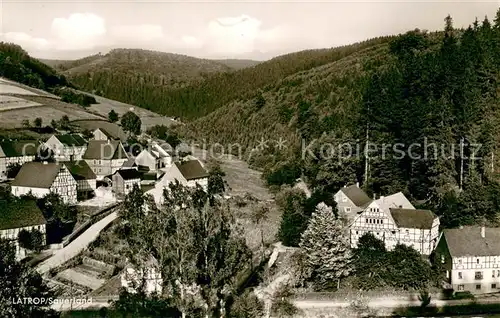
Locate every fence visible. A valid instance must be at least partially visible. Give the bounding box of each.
[62,203,120,248]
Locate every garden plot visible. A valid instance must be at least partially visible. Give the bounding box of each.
[0,95,41,111]
[56,268,105,290]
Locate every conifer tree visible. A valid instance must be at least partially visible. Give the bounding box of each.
[299,204,353,289]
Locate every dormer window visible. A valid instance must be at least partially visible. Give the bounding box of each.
[477,259,480,264]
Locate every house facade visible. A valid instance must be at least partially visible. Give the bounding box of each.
[121,261,162,295]
[0,199,46,259]
[83,140,129,179]
[0,140,38,180]
[63,161,97,199]
[112,169,141,196]
[44,134,87,161]
[435,226,500,294]
[11,162,78,204]
[334,183,372,222]
[350,192,440,255]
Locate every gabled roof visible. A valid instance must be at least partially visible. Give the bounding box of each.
[11,162,62,188]
[175,160,208,181]
[0,199,46,230]
[122,157,137,168]
[0,140,39,157]
[62,160,96,180]
[389,208,437,230]
[442,227,500,257]
[115,169,141,180]
[83,140,128,160]
[340,185,372,208]
[95,128,117,140]
[56,134,87,147]
[373,192,414,211]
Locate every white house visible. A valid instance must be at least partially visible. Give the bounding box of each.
[0,199,46,259]
[63,161,97,199]
[334,183,372,222]
[436,226,500,294]
[11,162,78,204]
[83,140,129,179]
[0,140,38,180]
[44,134,87,161]
[349,192,440,255]
[112,169,141,196]
[147,159,208,205]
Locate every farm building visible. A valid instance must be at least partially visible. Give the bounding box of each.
[112,169,141,196]
[0,199,46,259]
[44,134,87,161]
[134,143,172,176]
[63,161,97,199]
[11,162,77,204]
[83,140,129,179]
[0,140,39,180]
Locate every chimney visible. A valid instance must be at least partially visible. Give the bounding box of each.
[481,226,485,238]
[356,182,359,188]
[380,195,384,201]
[373,193,376,200]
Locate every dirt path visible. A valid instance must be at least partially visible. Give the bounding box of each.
[36,211,118,274]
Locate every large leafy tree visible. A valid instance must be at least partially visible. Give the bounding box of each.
[299,204,353,289]
[0,238,55,317]
[121,111,142,135]
[352,233,388,290]
[277,188,309,247]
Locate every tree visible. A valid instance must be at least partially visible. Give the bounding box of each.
[33,117,42,128]
[21,119,30,128]
[228,291,264,318]
[58,115,70,130]
[207,163,226,196]
[121,111,142,135]
[299,204,353,289]
[108,109,119,123]
[277,188,308,247]
[251,204,269,255]
[270,285,299,318]
[6,163,21,179]
[386,244,432,290]
[0,238,54,317]
[254,92,266,110]
[50,119,58,129]
[18,229,44,252]
[352,233,388,290]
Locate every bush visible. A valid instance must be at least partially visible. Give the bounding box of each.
[18,229,44,252]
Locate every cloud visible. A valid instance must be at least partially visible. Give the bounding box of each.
[1,32,51,51]
[51,13,106,50]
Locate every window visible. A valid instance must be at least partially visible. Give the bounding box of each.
[458,272,463,279]
[441,255,445,264]
[342,196,347,202]
[366,218,368,223]
[356,231,358,234]
[406,229,409,235]
[497,270,500,277]
[476,284,481,290]
[345,207,351,213]
[381,220,383,224]
[376,208,379,212]
[475,271,483,280]
[458,285,465,291]
[493,271,496,278]
[458,259,462,265]
[477,258,480,264]
[492,284,497,289]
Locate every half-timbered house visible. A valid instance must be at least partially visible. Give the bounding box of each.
[0,199,46,259]
[11,162,77,204]
[0,140,38,180]
[83,140,129,179]
[44,134,87,161]
[349,192,440,255]
[435,226,500,294]
[63,161,97,199]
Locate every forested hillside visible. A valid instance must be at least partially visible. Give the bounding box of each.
[0,42,70,89]
[61,37,394,119]
[185,13,500,228]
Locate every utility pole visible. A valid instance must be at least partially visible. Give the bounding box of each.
[364,122,370,185]
[459,137,464,191]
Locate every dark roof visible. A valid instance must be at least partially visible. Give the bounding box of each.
[340,185,372,208]
[122,157,137,168]
[115,169,141,180]
[389,208,437,229]
[11,162,62,188]
[0,140,39,157]
[63,161,96,180]
[0,199,46,230]
[56,134,87,147]
[442,227,500,257]
[175,160,208,181]
[83,140,128,160]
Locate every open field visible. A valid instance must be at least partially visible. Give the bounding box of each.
[0,95,41,111]
[0,77,59,98]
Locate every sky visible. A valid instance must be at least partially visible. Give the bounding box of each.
[1,1,499,61]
